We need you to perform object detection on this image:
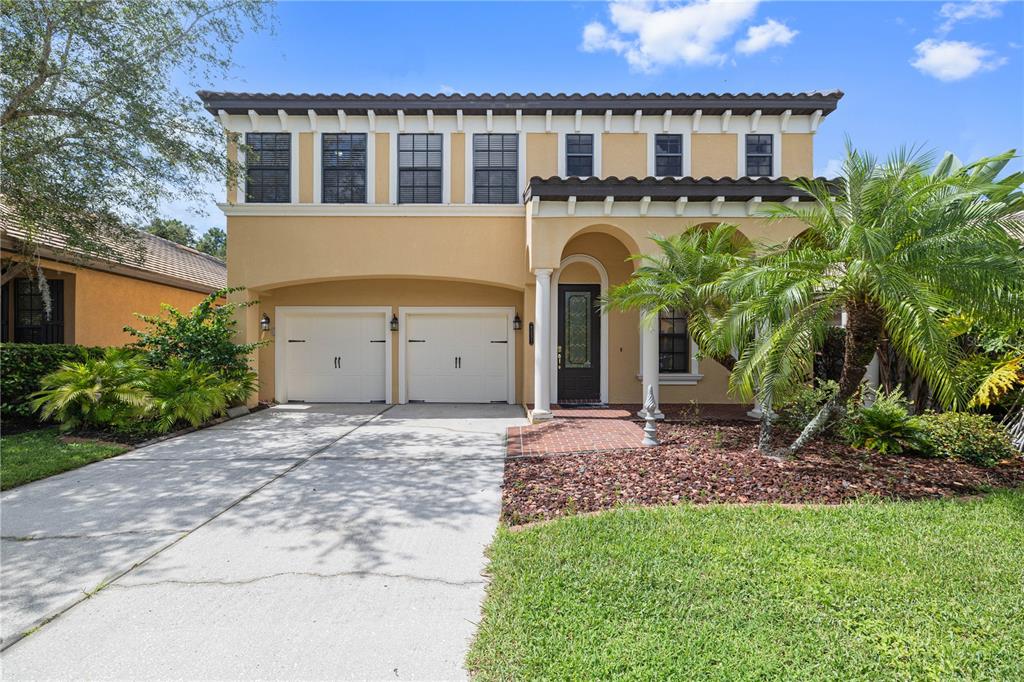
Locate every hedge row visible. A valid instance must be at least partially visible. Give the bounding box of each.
[1,343,108,419]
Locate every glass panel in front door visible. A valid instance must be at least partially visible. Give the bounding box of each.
[564,291,592,368]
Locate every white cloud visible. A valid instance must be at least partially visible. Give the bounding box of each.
[820,158,844,179]
[911,38,1006,81]
[735,18,797,55]
[581,0,770,72]
[938,0,1005,34]
[439,84,458,95]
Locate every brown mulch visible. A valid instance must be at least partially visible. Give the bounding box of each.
[503,421,1024,525]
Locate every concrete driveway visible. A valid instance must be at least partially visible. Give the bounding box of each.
[1,403,526,680]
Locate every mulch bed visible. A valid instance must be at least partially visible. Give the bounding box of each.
[503,420,1024,525]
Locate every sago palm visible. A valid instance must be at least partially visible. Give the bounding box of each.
[140,359,231,432]
[602,222,752,369]
[718,145,1024,456]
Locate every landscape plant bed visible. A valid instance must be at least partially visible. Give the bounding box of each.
[503,421,1024,524]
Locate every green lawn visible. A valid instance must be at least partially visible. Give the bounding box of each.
[1,428,128,490]
[469,492,1024,681]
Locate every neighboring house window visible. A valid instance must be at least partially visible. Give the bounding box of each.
[473,133,519,204]
[245,132,291,203]
[13,278,64,344]
[565,134,593,176]
[655,134,683,176]
[322,133,367,203]
[745,134,774,177]
[1,283,8,343]
[659,308,689,373]
[398,133,443,203]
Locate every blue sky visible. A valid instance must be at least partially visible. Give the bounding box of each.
[173,0,1024,231]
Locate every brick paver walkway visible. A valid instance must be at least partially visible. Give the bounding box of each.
[507,406,645,455]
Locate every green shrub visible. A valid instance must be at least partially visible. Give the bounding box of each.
[917,412,1017,467]
[124,287,264,386]
[776,379,839,431]
[29,348,150,431]
[1,343,107,419]
[841,389,928,455]
[140,359,235,432]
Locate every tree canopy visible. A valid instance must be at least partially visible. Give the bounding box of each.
[1,0,268,283]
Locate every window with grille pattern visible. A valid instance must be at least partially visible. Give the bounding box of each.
[745,134,774,177]
[565,134,593,176]
[13,278,64,344]
[473,134,518,204]
[322,133,367,203]
[398,133,443,203]
[655,134,683,176]
[245,133,291,203]
[659,308,689,373]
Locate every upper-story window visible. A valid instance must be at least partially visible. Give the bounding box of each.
[245,133,291,203]
[473,134,519,204]
[655,134,683,176]
[745,134,774,177]
[659,308,689,374]
[398,133,443,203]
[322,133,367,203]
[565,134,593,176]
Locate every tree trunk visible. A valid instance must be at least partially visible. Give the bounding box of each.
[774,300,884,458]
[757,384,775,454]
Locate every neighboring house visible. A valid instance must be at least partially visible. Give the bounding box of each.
[199,90,841,418]
[1,209,226,347]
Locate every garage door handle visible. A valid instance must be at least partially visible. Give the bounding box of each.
[490,340,507,344]
[288,339,306,343]
[370,339,386,343]
[408,339,426,343]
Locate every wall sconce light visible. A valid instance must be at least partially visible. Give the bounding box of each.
[513,314,522,331]
[528,322,535,346]
[390,314,399,332]
[260,313,271,332]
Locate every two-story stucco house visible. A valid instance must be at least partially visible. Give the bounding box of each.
[198,90,841,420]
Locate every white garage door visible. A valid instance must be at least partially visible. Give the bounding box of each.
[283,311,387,402]
[405,312,510,403]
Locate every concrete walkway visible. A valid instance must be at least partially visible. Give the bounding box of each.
[1,403,526,680]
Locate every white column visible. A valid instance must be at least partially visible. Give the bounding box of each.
[532,269,553,421]
[639,311,664,419]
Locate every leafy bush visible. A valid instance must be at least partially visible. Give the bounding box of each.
[30,353,256,435]
[840,389,928,455]
[123,287,264,383]
[775,379,839,432]
[29,349,150,431]
[140,360,232,432]
[1,343,106,419]
[917,412,1017,466]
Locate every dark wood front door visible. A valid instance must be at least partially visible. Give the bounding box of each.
[557,284,600,402]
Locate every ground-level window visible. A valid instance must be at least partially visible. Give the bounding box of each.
[322,133,367,203]
[245,132,291,203]
[13,278,64,344]
[655,134,683,176]
[745,134,773,177]
[659,308,689,373]
[398,133,443,203]
[565,134,594,176]
[473,133,519,204]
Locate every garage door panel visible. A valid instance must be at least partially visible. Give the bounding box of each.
[284,311,387,403]
[405,311,510,404]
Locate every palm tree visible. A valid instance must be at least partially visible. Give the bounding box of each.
[718,145,1024,456]
[603,222,752,371]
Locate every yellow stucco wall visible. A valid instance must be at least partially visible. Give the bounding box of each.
[781,133,814,178]
[450,132,466,203]
[374,133,390,203]
[257,279,525,403]
[601,133,647,178]
[691,133,738,178]
[2,255,210,347]
[298,132,314,203]
[526,133,558,179]
[227,215,528,292]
